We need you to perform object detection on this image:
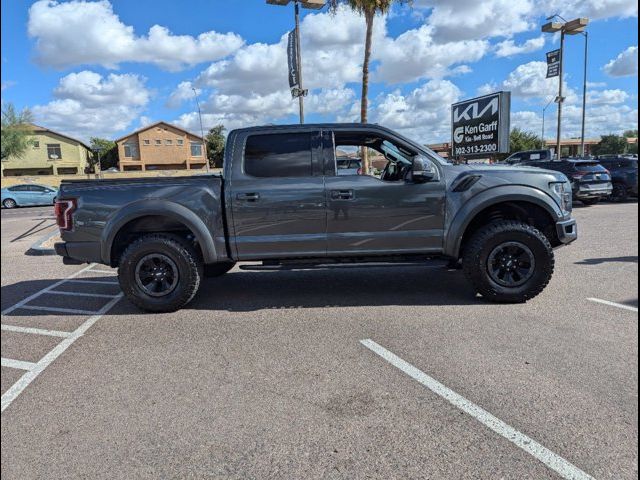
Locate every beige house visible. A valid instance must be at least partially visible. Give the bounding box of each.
[1,124,91,177]
[115,122,207,171]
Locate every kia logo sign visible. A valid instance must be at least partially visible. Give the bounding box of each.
[453,97,499,123]
[451,92,510,158]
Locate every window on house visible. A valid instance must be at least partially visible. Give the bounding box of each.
[33,141,40,148]
[155,139,162,146]
[190,142,203,157]
[165,139,173,145]
[177,139,184,146]
[124,142,139,158]
[47,144,62,159]
[143,139,150,145]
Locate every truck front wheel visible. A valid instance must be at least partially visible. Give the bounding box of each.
[462,221,555,303]
[118,234,203,312]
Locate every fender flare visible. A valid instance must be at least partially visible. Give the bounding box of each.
[101,199,217,265]
[444,185,563,258]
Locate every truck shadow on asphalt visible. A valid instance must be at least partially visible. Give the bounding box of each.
[0,265,482,315]
[575,256,638,265]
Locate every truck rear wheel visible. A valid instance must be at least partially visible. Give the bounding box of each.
[462,221,554,303]
[118,234,203,312]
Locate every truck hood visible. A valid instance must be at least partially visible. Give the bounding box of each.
[451,163,567,182]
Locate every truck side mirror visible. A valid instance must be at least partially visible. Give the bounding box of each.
[412,156,436,183]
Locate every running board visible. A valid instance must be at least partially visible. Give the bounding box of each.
[238,259,447,272]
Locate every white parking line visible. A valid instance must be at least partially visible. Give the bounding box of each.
[360,339,595,480]
[18,305,100,316]
[1,358,36,371]
[87,269,117,275]
[587,298,638,313]
[46,290,119,299]
[1,292,123,413]
[66,279,118,286]
[1,324,71,338]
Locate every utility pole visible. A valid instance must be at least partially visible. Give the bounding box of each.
[192,87,210,173]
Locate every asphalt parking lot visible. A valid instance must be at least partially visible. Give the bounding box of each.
[1,202,637,479]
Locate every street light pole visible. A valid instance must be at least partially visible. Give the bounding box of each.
[192,87,210,173]
[580,31,588,157]
[542,96,555,142]
[542,16,589,160]
[294,1,304,123]
[556,29,565,160]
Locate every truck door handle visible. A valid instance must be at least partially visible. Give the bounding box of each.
[330,189,354,200]
[236,192,260,202]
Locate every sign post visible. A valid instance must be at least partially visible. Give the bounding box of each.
[451,91,511,160]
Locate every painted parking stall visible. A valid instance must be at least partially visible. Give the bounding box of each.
[1,264,122,412]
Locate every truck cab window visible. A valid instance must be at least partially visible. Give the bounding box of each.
[245,133,312,177]
[331,132,416,181]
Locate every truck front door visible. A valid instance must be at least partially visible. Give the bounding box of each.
[323,130,446,255]
[228,130,326,260]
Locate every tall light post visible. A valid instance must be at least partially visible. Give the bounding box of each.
[580,31,588,157]
[541,96,557,143]
[542,15,589,159]
[266,0,325,124]
[192,86,210,173]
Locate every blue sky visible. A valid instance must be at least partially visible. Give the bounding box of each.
[1,0,637,144]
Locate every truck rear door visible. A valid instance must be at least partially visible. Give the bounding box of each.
[227,129,326,260]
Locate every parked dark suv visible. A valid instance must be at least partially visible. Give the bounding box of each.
[596,157,638,202]
[504,149,553,164]
[520,159,612,205]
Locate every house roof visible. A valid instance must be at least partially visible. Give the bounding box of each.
[28,124,92,151]
[114,121,202,143]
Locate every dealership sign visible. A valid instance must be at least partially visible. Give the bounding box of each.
[546,49,561,78]
[451,91,511,157]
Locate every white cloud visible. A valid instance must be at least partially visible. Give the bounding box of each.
[27,0,244,71]
[414,0,536,41]
[32,71,151,140]
[587,89,629,105]
[539,0,637,21]
[367,79,462,143]
[374,25,488,83]
[603,46,638,77]
[495,36,545,57]
[166,81,199,109]
[485,61,576,101]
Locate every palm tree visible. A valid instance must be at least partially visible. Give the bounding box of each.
[328,0,409,174]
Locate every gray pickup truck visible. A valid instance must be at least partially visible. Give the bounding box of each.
[55,123,577,312]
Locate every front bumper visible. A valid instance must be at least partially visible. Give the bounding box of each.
[55,241,102,264]
[556,218,578,245]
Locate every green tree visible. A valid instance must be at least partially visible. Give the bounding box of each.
[509,128,544,153]
[622,130,638,154]
[1,103,34,161]
[623,129,638,138]
[329,0,410,174]
[89,137,118,171]
[205,125,226,168]
[591,134,627,156]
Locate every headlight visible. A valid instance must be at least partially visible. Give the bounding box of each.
[550,181,572,214]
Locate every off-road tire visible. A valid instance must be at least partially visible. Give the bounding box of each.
[462,221,555,303]
[118,233,203,312]
[204,262,236,277]
[3,198,17,209]
[609,183,629,203]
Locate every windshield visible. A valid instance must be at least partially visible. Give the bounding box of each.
[572,162,607,172]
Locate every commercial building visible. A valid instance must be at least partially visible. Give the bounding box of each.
[1,124,91,177]
[115,122,206,171]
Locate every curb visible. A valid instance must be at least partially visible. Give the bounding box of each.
[26,229,60,256]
